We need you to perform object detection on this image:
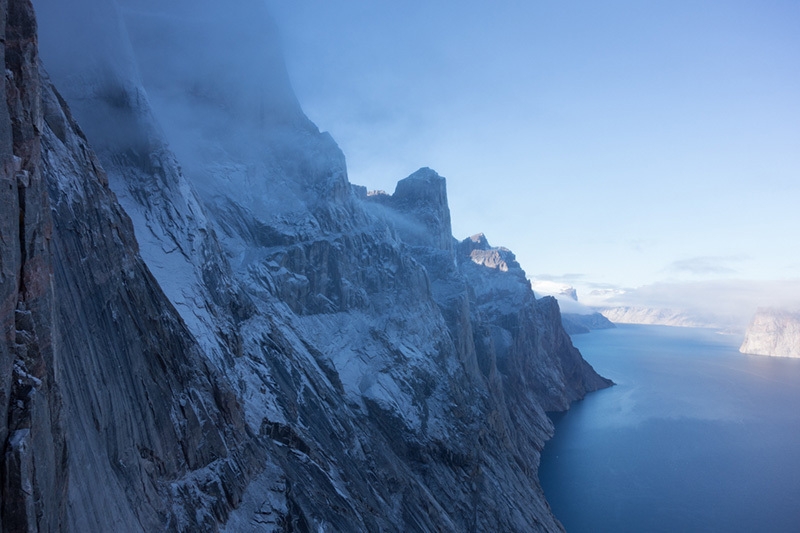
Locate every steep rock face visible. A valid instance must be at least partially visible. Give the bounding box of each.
[35,0,250,365]
[739,308,800,358]
[10,1,616,531]
[2,2,262,531]
[456,234,610,411]
[365,177,611,497]
[1,2,66,528]
[366,168,455,255]
[41,76,266,532]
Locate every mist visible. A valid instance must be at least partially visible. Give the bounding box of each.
[582,279,800,331]
[34,0,349,225]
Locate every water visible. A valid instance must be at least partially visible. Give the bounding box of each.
[539,324,800,533]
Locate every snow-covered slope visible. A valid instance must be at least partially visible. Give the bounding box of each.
[2,0,613,530]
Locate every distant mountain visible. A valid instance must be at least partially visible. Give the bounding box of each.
[599,306,732,330]
[561,313,616,335]
[740,308,800,358]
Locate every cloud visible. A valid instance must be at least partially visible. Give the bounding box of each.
[667,255,748,275]
[582,278,800,329]
[551,298,596,316]
[532,273,586,283]
[628,239,647,253]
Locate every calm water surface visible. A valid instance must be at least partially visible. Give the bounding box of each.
[539,324,800,533]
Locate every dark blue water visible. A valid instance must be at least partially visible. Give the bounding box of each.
[539,324,800,533]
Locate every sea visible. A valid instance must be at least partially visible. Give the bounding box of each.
[538,324,800,533]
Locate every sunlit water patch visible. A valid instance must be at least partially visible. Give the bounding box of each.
[539,324,800,533]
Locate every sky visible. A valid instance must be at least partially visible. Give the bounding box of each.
[265,0,799,318]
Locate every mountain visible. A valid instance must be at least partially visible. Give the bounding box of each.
[739,308,800,358]
[599,306,727,329]
[561,313,616,335]
[2,0,610,530]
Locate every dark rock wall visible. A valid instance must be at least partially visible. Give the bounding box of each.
[1,1,66,529]
[41,77,263,531]
[2,1,261,531]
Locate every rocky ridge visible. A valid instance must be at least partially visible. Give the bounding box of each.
[2,0,611,531]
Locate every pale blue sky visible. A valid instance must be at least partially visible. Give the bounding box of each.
[265,0,799,307]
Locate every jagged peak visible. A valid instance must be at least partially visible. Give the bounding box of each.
[392,167,447,208]
[458,233,522,275]
[398,166,442,183]
[464,233,491,251]
[363,167,454,253]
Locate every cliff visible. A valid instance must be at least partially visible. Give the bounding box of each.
[739,308,800,358]
[2,2,260,530]
[2,0,611,531]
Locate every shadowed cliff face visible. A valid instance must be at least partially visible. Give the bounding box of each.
[1,1,66,528]
[0,0,614,531]
[41,76,267,531]
[2,1,260,531]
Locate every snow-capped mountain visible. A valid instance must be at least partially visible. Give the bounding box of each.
[1,0,610,530]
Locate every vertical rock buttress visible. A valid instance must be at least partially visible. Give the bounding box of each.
[1,0,67,530]
[1,1,261,530]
